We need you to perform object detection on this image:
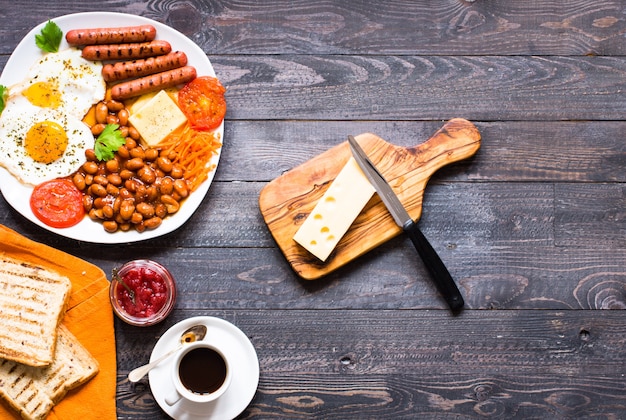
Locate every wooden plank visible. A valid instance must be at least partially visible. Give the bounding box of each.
[114,309,626,419]
[2,1,626,56]
[214,55,626,121]
[555,183,626,248]
[220,120,626,183]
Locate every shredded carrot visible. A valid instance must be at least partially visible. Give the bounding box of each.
[159,124,222,191]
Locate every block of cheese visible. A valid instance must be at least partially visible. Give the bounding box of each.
[293,157,375,261]
[128,90,187,146]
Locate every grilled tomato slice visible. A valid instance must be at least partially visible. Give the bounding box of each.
[178,76,226,131]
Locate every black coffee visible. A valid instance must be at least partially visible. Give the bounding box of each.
[178,347,227,394]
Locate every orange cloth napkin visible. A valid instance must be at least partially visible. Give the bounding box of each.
[0,224,117,420]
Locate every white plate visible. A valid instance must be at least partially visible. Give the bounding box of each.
[0,12,223,243]
[148,316,259,420]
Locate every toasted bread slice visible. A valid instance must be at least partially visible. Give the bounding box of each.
[0,255,72,367]
[0,324,99,420]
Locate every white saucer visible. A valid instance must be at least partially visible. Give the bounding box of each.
[148,316,259,420]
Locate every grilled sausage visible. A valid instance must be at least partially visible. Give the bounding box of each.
[102,51,188,82]
[110,66,197,100]
[81,40,172,60]
[66,25,157,45]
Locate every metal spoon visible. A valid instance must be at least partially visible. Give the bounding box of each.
[128,324,207,383]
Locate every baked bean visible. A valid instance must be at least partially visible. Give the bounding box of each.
[161,195,180,214]
[93,197,106,209]
[138,166,156,184]
[135,184,147,202]
[126,157,144,171]
[128,127,141,140]
[106,114,119,125]
[85,149,98,162]
[106,100,124,112]
[119,169,134,180]
[119,126,129,138]
[119,188,132,200]
[90,183,107,198]
[89,208,104,220]
[159,177,174,195]
[144,217,162,230]
[102,205,114,219]
[91,124,106,136]
[130,147,145,160]
[106,183,120,196]
[156,156,173,173]
[125,138,137,150]
[120,199,135,220]
[105,159,119,173]
[131,212,143,224]
[113,196,122,214]
[107,173,123,186]
[174,179,189,198]
[84,174,94,186]
[83,195,93,212]
[146,185,159,202]
[136,202,155,218]
[116,145,130,159]
[118,109,129,126]
[82,161,99,175]
[94,174,108,186]
[103,220,118,233]
[155,203,167,218]
[73,173,86,191]
[95,102,108,124]
[170,165,184,179]
[144,148,159,161]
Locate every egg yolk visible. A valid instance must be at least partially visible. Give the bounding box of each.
[24,121,68,164]
[22,81,62,108]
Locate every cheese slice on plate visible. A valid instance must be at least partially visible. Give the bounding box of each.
[293,157,375,261]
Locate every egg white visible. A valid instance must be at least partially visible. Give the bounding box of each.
[0,99,94,185]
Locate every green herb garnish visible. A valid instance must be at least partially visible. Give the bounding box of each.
[95,124,126,161]
[0,85,7,114]
[35,20,63,53]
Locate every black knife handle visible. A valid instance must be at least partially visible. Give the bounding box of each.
[403,219,464,311]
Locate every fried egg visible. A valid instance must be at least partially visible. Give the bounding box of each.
[0,48,105,185]
[10,48,105,119]
[0,100,94,185]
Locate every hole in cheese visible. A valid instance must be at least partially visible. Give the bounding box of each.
[321,226,330,233]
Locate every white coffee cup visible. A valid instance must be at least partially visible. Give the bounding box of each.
[165,341,232,406]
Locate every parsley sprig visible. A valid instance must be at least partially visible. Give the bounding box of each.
[95,124,126,161]
[35,20,62,53]
[0,85,7,114]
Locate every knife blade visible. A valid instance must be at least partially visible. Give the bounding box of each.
[347,135,464,311]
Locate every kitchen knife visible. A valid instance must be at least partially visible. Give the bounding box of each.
[347,135,464,311]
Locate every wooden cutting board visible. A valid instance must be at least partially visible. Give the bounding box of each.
[259,118,481,280]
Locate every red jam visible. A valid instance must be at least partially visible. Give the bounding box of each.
[110,260,176,326]
[116,266,168,317]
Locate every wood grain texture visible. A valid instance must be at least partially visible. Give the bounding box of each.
[259,119,480,279]
[114,309,626,419]
[1,0,626,418]
[214,54,626,121]
[3,0,626,56]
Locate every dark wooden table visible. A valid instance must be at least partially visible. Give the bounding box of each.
[2,1,626,418]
